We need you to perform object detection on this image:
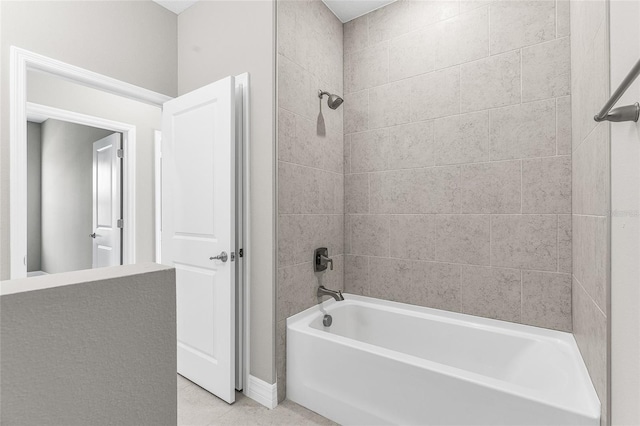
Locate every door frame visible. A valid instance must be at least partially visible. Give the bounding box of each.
[154,130,162,265]
[235,73,250,393]
[26,102,133,268]
[9,46,170,279]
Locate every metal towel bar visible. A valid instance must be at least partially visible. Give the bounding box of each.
[594,58,640,123]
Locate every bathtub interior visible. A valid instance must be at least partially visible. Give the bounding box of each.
[311,303,544,383]
[295,294,600,419]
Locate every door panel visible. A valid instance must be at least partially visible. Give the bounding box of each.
[175,263,217,356]
[92,133,122,268]
[172,103,218,236]
[162,76,236,404]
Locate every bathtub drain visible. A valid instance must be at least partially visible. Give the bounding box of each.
[323,314,332,327]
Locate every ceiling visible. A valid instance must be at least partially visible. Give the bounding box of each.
[153,0,396,22]
[322,0,396,23]
[152,0,198,15]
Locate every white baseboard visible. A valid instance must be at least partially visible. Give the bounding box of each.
[245,374,277,409]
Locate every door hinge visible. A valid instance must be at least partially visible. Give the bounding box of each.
[117,149,124,158]
[117,219,124,228]
[239,248,243,258]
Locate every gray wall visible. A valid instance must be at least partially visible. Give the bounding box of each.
[0,0,178,279]
[276,0,344,401]
[5,0,278,390]
[178,0,277,385]
[570,0,610,424]
[342,0,572,332]
[610,0,640,423]
[40,119,114,274]
[27,122,42,272]
[0,263,177,425]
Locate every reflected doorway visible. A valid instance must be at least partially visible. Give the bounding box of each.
[26,117,123,276]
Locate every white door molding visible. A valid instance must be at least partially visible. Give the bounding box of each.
[154,130,162,264]
[235,73,251,393]
[9,46,170,278]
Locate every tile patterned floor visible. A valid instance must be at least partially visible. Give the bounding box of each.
[177,375,336,426]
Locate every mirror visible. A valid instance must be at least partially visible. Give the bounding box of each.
[17,68,163,277]
[26,117,121,276]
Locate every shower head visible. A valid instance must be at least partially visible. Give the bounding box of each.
[318,90,344,110]
[327,94,344,109]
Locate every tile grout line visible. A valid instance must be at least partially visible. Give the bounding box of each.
[489,215,493,268]
[520,48,523,106]
[458,262,464,313]
[346,213,566,217]
[387,215,391,257]
[520,269,524,321]
[367,171,370,215]
[557,215,560,273]
[573,274,607,319]
[554,97,559,157]
[343,252,573,276]
[458,65,462,118]
[555,0,558,39]
[348,153,570,174]
[520,160,523,214]
[487,2,492,56]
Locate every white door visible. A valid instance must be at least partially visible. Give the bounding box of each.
[92,133,122,268]
[162,76,236,404]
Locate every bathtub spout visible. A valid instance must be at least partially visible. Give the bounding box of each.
[317,286,344,301]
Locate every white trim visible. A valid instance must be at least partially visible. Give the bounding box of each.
[9,46,169,278]
[25,110,49,124]
[16,48,171,105]
[245,375,277,409]
[236,73,251,395]
[154,130,162,264]
[10,46,28,277]
[235,76,244,391]
[23,102,138,271]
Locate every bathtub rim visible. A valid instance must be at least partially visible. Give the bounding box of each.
[287,294,601,421]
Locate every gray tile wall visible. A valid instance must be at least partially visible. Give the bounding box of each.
[570,0,610,424]
[276,0,344,403]
[343,0,573,331]
[276,0,590,408]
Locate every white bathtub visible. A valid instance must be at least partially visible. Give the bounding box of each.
[287,294,600,426]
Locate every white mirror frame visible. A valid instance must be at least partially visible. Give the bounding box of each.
[9,46,172,279]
